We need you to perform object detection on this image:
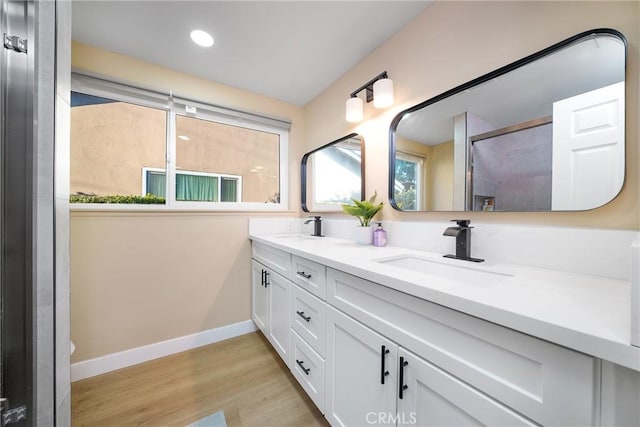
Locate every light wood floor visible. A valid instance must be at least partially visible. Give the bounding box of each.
[72,332,329,427]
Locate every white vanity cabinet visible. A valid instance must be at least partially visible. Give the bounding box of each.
[251,243,292,366]
[249,238,633,426]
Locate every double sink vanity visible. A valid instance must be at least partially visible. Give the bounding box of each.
[249,220,639,426]
[249,28,638,426]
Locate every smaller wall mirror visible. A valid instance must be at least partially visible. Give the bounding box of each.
[302,133,364,212]
[389,29,626,212]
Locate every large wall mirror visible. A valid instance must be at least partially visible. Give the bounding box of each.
[389,29,626,212]
[302,133,364,212]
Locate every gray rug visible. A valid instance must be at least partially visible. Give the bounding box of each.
[186,410,227,427]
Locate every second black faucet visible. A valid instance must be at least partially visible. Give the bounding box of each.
[443,219,484,263]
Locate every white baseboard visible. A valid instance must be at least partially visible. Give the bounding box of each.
[71,319,257,382]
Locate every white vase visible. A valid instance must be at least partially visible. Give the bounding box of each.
[353,225,373,245]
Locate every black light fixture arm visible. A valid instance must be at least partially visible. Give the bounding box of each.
[350,71,388,103]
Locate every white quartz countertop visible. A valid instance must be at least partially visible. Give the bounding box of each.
[250,233,640,371]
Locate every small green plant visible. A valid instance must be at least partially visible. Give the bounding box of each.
[70,193,166,204]
[341,191,384,227]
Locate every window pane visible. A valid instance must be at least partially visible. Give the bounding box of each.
[176,115,280,203]
[146,171,166,197]
[71,91,167,204]
[176,174,218,201]
[395,158,418,211]
[221,178,238,202]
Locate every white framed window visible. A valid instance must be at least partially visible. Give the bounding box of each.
[142,167,242,203]
[394,151,424,211]
[70,73,290,210]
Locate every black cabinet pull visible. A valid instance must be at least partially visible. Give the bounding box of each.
[296,359,311,375]
[261,269,266,287]
[380,345,390,384]
[264,270,270,287]
[296,311,311,322]
[297,271,312,279]
[399,357,408,399]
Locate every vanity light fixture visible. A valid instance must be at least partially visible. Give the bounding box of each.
[190,29,214,47]
[345,71,394,123]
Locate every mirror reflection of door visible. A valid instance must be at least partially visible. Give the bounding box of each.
[551,82,625,210]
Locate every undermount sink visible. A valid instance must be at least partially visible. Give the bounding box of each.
[272,234,318,241]
[375,254,513,285]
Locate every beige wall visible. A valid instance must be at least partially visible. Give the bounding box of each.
[429,141,454,211]
[71,212,249,361]
[70,42,302,363]
[303,1,639,230]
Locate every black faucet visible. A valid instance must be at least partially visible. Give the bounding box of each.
[443,219,484,263]
[304,216,323,237]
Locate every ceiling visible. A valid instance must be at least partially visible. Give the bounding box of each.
[71,1,430,106]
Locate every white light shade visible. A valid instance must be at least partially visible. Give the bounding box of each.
[373,78,394,108]
[190,29,214,47]
[346,97,364,122]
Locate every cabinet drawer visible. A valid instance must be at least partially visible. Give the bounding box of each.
[252,242,290,277]
[291,255,326,299]
[291,329,325,414]
[292,285,326,357]
[327,268,594,426]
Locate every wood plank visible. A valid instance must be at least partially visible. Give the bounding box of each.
[72,332,328,426]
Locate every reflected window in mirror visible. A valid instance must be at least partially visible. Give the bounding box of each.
[389,29,626,212]
[302,134,364,212]
[394,151,425,211]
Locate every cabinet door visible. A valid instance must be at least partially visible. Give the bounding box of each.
[268,269,291,366]
[398,348,536,427]
[251,260,268,335]
[325,305,397,427]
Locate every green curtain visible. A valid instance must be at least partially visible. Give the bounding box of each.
[146,171,166,197]
[221,178,237,202]
[176,174,217,201]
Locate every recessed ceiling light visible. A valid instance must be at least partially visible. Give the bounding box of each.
[190,30,214,48]
[178,135,190,141]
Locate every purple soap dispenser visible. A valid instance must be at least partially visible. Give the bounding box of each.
[373,222,387,247]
